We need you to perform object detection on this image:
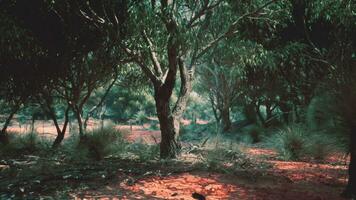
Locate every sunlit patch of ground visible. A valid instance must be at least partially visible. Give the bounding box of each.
[74,170,345,200]
[239,144,348,186]
[74,172,252,200]
[241,147,278,159]
[268,160,348,185]
[122,173,246,200]
[123,126,161,144]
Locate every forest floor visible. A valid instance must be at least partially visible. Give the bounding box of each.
[0,121,349,200]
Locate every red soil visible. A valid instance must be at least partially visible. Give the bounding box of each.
[8,121,348,200]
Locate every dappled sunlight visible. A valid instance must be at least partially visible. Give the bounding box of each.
[124,129,161,144]
[242,147,278,158]
[268,160,348,184]
[71,169,346,200]
[122,173,248,200]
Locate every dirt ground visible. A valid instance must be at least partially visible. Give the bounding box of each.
[5,121,349,200]
[71,154,347,200]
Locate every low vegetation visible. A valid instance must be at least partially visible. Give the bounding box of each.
[1,0,355,199]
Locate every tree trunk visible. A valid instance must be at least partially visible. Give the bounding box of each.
[221,106,231,132]
[0,104,20,144]
[266,102,273,121]
[155,94,181,159]
[52,107,70,148]
[0,113,14,144]
[343,125,356,198]
[76,112,84,138]
[31,116,35,133]
[279,102,290,124]
[256,105,266,126]
[73,106,84,138]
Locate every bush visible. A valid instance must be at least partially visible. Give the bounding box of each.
[267,125,307,160]
[134,110,148,125]
[247,125,263,143]
[148,120,159,130]
[64,125,160,161]
[236,125,265,144]
[266,125,344,161]
[124,143,159,161]
[304,132,343,161]
[201,138,269,173]
[0,131,51,157]
[180,123,211,141]
[69,126,127,160]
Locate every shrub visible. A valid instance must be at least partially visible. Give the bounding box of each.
[148,120,159,130]
[266,125,344,161]
[235,125,264,144]
[247,126,263,143]
[134,110,148,125]
[0,131,51,157]
[304,132,343,161]
[180,123,211,141]
[267,125,307,160]
[69,126,127,160]
[65,125,160,161]
[124,143,159,161]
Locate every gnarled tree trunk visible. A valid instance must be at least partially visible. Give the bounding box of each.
[74,107,84,138]
[155,97,181,158]
[221,106,231,132]
[0,103,21,145]
[52,106,70,148]
[153,58,193,159]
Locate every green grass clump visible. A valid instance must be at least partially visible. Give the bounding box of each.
[124,143,159,161]
[266,124,344,161]
[64,125,160,162]
[0,131,51,157]
[304,132,343,161]
[67,126,127,161]
[180,123,212,141]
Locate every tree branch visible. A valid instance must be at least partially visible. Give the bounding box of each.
[83,68,119,128]
[142,30,163,76]
[193,0,278,62]
[172,58,193,118]
[187,0,223,28]
[123,47,161,85]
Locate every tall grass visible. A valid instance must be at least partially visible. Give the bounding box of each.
[64,125,159,161]
[266,124,344,161]
[0,131,51,157]
[64,126,127,161]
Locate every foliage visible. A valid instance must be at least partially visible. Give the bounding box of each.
[0,131,51,157]
[104,86,156,121]
[180,123,213,142]
[202,135,271,173]
[267,125,345,161]
[63,126,160,162]
[134,110,148,125]
[241,125,264,144]
[267,125,308,160]
[124,143,160,161]
[67,126,126,161]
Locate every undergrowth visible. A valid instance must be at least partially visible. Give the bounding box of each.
[0,131,51,158]
[266,124,344,161]
[64,126,159,161]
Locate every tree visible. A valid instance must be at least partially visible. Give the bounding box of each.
[0,0,118,145]
[0,6,43,144]
[73,0,279,158]
[55,50,120,139]
[285,0,356,197]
